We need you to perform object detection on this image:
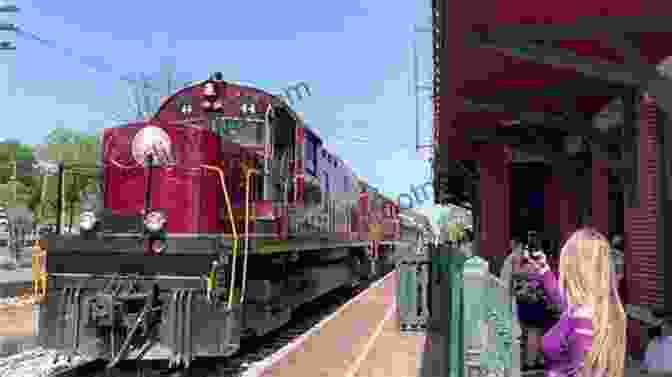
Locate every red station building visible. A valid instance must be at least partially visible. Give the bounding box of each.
[430,0,672,357]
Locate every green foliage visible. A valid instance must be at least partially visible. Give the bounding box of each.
[0,128,100,225]
[0,143,34,184]
[437,211,450,229]
[45,127,97,145]
[15,144,34,161]
[0,141,18,162]
[40,129,99,227]
[445,222,466,242]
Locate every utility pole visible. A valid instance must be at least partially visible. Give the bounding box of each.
[10,160,15,203]
[412,25,433,161]
[0,5,18,51]
[56,163,64,234]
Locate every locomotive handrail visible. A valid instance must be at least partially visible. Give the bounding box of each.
[263,104,273,176]
[31,244,47,301]
[108,158,141,169]
[241,167,259,304]
[201,164,239,311]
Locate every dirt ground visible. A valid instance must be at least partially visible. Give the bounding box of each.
[0,304,33,337]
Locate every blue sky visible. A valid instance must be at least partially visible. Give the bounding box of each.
[1,0,440,211]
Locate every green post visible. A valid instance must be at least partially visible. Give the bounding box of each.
[463,256,489,376]
[462,256,514,376]
[397,252,429,332]
[433,245,469,377]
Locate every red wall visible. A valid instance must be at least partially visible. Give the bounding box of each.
[624,97,662,358]
[543,173,559,240]
[478,144,511,262]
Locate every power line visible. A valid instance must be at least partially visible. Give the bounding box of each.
[13,26,199,124]
[15,27,312,112]
[15,27,163,92]
[0,5,18,51]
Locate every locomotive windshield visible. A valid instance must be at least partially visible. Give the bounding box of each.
[209,116,264,146]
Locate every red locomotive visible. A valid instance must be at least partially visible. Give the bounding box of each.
[37,73,423,368]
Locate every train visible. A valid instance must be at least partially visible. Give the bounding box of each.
[37,73,428,369]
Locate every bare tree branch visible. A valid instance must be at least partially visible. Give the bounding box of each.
[117,59,189,122]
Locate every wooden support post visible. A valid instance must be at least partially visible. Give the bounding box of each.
[622,89,639,209]
[471,162,480,258]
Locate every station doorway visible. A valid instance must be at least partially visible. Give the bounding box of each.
[510,162,548,244]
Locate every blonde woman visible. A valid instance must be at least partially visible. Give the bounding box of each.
[528,228,627,377]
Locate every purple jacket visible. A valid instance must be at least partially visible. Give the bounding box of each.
[533,270,598,377]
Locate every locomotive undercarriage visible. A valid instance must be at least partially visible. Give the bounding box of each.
[37,236,388,368]
[39,274,243,369]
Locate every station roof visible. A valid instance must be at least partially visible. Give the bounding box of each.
[431,0,672,205]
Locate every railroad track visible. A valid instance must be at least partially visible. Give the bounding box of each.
[0,347,98,377]
[0,265,394,377]
[0,294,40,309]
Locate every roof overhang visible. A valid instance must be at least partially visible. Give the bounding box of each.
[431,1,672,202]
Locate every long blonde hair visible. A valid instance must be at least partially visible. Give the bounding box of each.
[558,228,626,377]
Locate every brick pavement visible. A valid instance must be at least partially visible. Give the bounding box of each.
[249,271,420,377]
[347,308,425,377]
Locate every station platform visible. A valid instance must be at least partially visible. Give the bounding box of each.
[0,268,32,298]
[243,269,427,377]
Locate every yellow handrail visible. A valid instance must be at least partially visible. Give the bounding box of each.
[241,168,259,304]
[31,244,47,301]
[201,164,239,311]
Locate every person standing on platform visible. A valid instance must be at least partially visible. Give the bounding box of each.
[500,237,523,296]
[527,228,627,377]
[513,234,552,372]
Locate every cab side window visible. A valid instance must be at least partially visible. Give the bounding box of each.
[305,137,317,175]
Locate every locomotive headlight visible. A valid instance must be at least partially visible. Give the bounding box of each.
[151,239,167,254]
[143,210,167,233]
[79,211,97,231]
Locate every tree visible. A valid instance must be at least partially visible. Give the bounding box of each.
[0,141,40,209]
[434,204,473,245]
[44,127,96,145]
[445,222,466,243]
[113,58,191,122]
[38,128,99,227]
[0,140,18,184]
